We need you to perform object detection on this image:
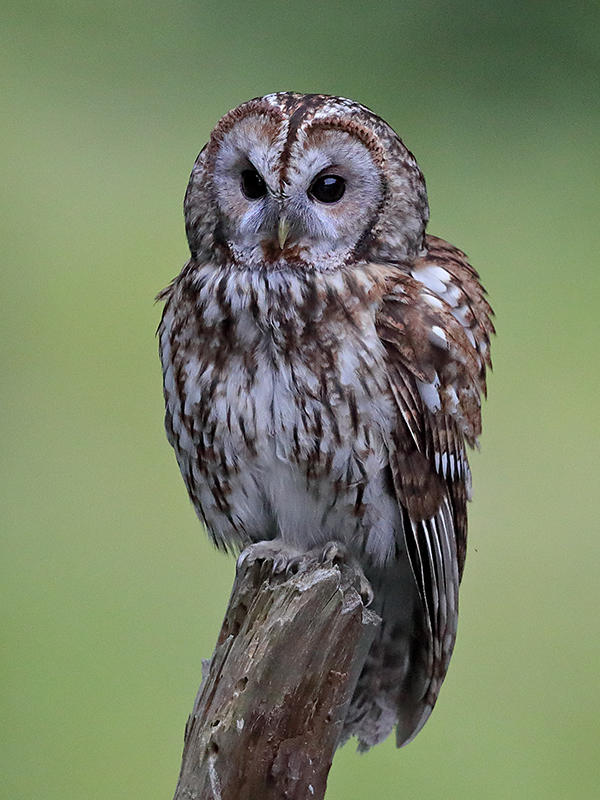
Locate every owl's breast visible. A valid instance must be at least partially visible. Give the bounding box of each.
[159,264,399,555]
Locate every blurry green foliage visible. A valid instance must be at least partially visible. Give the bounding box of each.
[2,1,598,798]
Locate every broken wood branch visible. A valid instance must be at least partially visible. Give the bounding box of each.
[173,550,380,800]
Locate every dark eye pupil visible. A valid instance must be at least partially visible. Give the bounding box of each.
[240,169,267,200]
[309,174,346,203]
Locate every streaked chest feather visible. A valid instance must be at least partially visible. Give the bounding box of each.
[160,265,399,554]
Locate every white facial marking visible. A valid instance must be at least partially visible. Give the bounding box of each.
[282,127,383,260]
[211,112,386,270]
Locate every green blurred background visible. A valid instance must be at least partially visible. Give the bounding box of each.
[2,1,598,798]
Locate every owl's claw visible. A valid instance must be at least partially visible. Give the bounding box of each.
[272,551,292,575]
[236,540,301,576]
[237,540,373,606]
[357,575,375,607]
[235,548,250,572]
[320,540,349,565]
[284,554,308,576]
[283,540,375,606]
[320,540,374,606]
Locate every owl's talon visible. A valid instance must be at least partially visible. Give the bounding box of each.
[320,541,348,565]
[272,552,289,574]
[358,576,375,607]
[237,541,304,577]
[236,549,250,573]
[285,555,305,576]
[319,541,374,607]
[239,541,374,604]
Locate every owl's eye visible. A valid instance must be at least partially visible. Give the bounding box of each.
[308,174,346,204]
[240,169,267,200]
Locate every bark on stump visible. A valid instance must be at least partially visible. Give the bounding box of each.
[173,551,381,800]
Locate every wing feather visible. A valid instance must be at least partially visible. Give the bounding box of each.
[375,234,493,745]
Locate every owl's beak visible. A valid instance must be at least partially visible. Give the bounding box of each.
[277,216,291,249]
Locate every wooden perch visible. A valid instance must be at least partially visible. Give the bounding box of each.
[173,549,381,800]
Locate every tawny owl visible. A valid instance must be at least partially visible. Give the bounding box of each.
[158,92,494,750]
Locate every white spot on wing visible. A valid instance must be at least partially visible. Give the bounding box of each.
[422,293,444,310]
[452,305,470,327]
[444,385,459,413]
[441,452,448,476]
[412,265,451,294]
[429,325,448,348]
[417,374,441,412]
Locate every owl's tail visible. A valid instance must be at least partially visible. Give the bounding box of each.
[342,549,454,750]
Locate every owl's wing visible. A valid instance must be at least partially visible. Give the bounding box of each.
[375,234,494,744]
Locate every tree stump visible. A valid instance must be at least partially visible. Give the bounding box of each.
[173,549,381,800]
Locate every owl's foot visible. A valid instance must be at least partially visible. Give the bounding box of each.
[236,540,303,576]
[236,539,373,606]
[286,541,374,607]
[320,541,374,607]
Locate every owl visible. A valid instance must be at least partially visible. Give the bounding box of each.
[158,92,494,750]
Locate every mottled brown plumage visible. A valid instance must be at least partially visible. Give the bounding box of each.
[158,92,494,750]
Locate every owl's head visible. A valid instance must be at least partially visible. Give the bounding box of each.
[184,93,429,270]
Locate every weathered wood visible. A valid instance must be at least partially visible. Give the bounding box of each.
[173,550,381,800]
